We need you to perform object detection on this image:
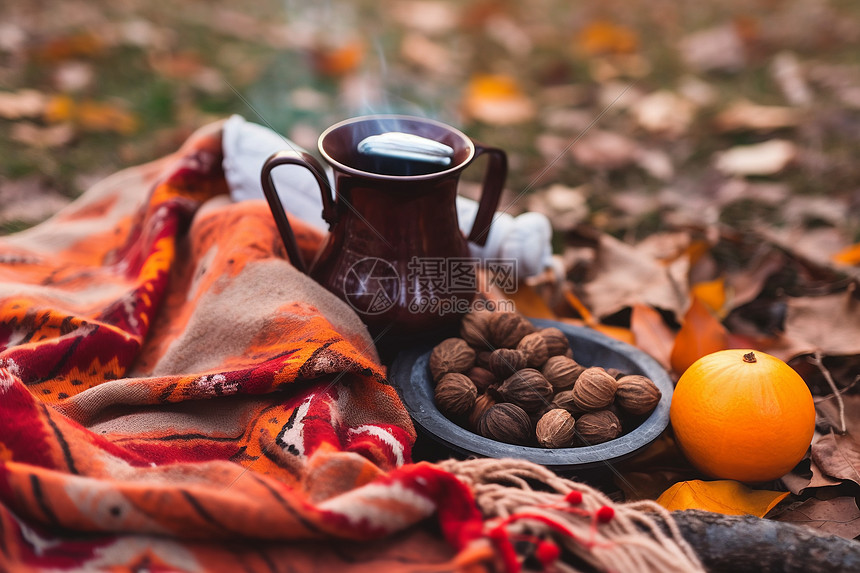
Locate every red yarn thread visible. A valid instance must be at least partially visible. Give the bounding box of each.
[488,524,521,573]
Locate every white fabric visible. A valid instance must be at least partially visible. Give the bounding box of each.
[222,115,554,277]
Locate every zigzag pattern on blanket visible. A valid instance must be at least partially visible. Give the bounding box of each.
[0,123,485,572]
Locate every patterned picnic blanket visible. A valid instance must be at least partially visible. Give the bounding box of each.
[0,121,482,572]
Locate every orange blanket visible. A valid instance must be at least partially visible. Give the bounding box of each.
[0,122,482,571]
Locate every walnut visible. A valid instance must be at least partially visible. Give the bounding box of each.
[476,350,493,370]
[605,368,626,380]
[541,356,585,391]
[429,338,476,382]
[517,332,549,368]
[460,310,493,349]
[489,312,535,348]
[536,409,576,448]
[434,373,477,417]
[488,348,527,378]
[550,390,583,414]
[478,403,532,445]
[469,392,497,430]
[466,366,496,393]
[615,375,661,415]
[496,368,554,413]
[538,327,570,357]
[575,410,621,445]
[571,367,617,411]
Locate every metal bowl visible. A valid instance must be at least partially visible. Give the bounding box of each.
[389,319,673,472]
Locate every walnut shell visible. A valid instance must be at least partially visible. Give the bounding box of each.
[496,368,554,413]
[469,392,497,430]
[466,366,496,393]
[550,390,583,414]
[460,310,493,349]
[571,367,617,411]
[541,356,585,391]
[538,327,570,357]
[575,410,621,445]
[434,373,477,417]
[475,351,492,370]
[478,403,532,445]
[488,348,527,378]
[536,409,577,448]
[429,338,476,382]
[489,312,535,348]
[517,332,549,368]
[615,375,661,415]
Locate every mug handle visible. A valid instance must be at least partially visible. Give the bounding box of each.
[261,150,336,274]
[467,143,508,247]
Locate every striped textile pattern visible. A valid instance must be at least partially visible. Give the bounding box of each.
[0,122,483,572]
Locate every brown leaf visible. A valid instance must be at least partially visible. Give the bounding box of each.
[780,453,842,495]
[714,99,801,132]
[679,23,746,73]
[630,304,674,370]
[714,139,797,176]
[783,285,860,357]
[771,497,860,540]
[570,130,641,170]
[10,122,74,148]
[670,296,729,374]
[812,431,860,486]
[631,91,696,138]
[580,232,690,319]
[0,90,47,119]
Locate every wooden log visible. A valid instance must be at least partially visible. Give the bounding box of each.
[669,509,860,572]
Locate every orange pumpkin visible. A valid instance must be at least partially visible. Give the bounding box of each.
[670,349,815,483]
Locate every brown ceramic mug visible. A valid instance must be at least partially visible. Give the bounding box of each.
[261,115,507,338]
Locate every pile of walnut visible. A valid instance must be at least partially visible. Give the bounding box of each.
[429,310,661,448]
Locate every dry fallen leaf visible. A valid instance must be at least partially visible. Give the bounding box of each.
[400,33,451,75]
[576,20,638,56]
[670,295,729,374]
[812,431,860,486]
[714,139,797,176]
[10,122,75,148]
[679,23,746,73]
[463,74,535,125]
[783,285,860,358]
[657,480,789,517]
[526,184,588,232]
[714,100,801,132]
[770,497,860,540]
[580,232,690,319]
[690,277,727,318]
[780,452,842,495]
[569,130,641,171]
[45,95,139,134]
[391,0,460,35]
[630,303,675,370]
[631,91,696,138]
[0,89,47,119]
[770,51,812,107]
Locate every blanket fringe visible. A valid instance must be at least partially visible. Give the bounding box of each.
[438,458,705,573]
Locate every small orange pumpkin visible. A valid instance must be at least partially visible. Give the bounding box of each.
[670,349,815,483]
